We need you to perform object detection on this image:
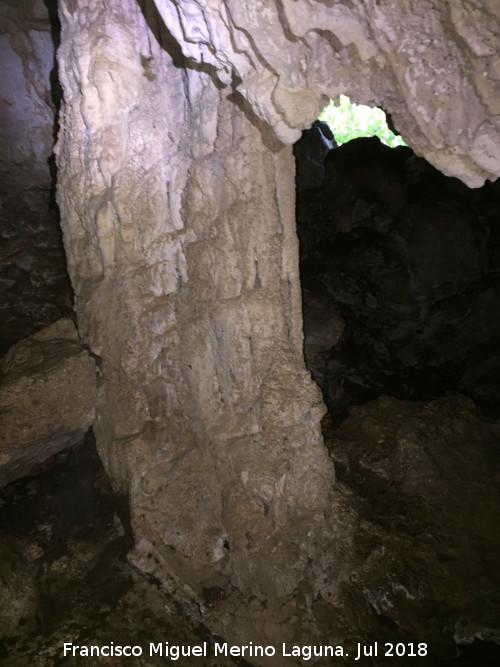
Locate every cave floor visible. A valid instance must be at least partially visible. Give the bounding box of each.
[0,435,238,667]
[1,410,499,667]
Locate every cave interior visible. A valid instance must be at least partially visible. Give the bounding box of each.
[0,0,499,665]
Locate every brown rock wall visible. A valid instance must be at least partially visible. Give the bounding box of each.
[324,394,500,659]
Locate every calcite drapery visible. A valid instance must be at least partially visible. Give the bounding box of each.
[151,0,500,187]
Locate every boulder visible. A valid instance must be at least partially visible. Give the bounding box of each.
[0,319,96,488]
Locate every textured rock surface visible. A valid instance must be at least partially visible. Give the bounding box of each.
[0,319,96,488]
[0,0,73,353]
[152,0,500,187]
[293,120,335,192]
[0,437,237,666]
[323,394,500,662]
[55,0,333,645]
[0,0,55,189]
[52,0,500,656]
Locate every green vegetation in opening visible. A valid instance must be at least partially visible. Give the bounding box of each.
[318,94,407,148]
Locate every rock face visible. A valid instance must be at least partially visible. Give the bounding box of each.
[0,437,236,667]
[0,0,73,354]
[0,319,96,488]
[152,0,500,187]
[293,120,335,192]
[55,0,333,645]
[323,394,500,661]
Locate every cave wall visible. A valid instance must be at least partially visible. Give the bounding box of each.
[53,0,500,649]
[0,0,72,353]
[297,134,500,421]
[0,0,55,191]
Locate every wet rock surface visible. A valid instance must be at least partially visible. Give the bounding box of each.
[298,136,500,423]
[0,434,238,667]
[0,319,96,488]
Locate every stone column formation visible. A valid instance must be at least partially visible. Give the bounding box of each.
[55,0,333,644]
[54,0,500,646]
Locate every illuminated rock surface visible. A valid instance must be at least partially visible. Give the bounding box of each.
[152,0,500,187]
[55,0,333,647]
[0,0,73,354]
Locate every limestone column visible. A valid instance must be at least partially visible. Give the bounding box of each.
[55,0,334,645]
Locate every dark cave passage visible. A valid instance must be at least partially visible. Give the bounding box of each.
[295,124,500,667]
[295,122,500,424]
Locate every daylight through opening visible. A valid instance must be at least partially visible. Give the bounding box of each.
[295,102,500,425]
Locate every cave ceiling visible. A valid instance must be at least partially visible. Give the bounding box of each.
[152,0,500,187]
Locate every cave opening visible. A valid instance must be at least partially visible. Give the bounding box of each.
[318,95,407,149]
[295,106,500,425]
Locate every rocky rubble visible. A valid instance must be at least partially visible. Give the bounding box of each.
[295,133,500,663]
[0,435,236,667]
[322,394,500,665]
